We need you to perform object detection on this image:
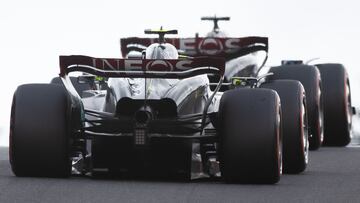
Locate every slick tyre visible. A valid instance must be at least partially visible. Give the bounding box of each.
[261,80,309,174]
[269,65,323,150]
[316,63,352,146]
[9,84,71,177]
[218,88,282,184]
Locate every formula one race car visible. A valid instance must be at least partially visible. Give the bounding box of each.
[275,60,354,147]
[10,28,282,183]
[196,16,354,148]
[121,21,309,174]
[122,15,353,154]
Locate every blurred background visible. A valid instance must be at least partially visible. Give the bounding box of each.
[1,0,360,145]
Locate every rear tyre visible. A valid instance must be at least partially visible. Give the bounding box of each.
[9,84,71,177]
[316,63,352,146]
[261,80,309,174]
[269,65,323,150]
[218,88,282,184]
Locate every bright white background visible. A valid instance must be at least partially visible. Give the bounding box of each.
[1,0,360,145]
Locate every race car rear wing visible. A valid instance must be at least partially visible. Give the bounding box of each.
[120,37,268,61]
[59,55,225,79]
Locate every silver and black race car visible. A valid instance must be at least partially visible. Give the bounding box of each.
[120,16,354,176]
[9,28,284,183]
[196,16,354,149]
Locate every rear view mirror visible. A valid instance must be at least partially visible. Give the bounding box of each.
[77,75,107,91]
[127,51,143,59]
[77,75,96,84]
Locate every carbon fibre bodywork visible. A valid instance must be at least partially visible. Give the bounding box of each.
[57,55,227,178]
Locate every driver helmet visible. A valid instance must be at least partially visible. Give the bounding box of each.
[145,43,178,59]
[205,29,228,38]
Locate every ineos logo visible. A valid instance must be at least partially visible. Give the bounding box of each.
[145,60,174,71]
[198,38,224,55]
[90,58,194,74]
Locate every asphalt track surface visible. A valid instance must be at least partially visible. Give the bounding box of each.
[1,144,360,203]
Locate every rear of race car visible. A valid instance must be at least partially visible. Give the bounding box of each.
[59,55,226,179]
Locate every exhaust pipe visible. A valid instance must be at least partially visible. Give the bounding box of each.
[135,105,153,125]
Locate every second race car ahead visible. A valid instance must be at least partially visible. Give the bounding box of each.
[120,22,309,174]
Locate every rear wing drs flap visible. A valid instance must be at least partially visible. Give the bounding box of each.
[59,55,225,79]
[120,37,268,61]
